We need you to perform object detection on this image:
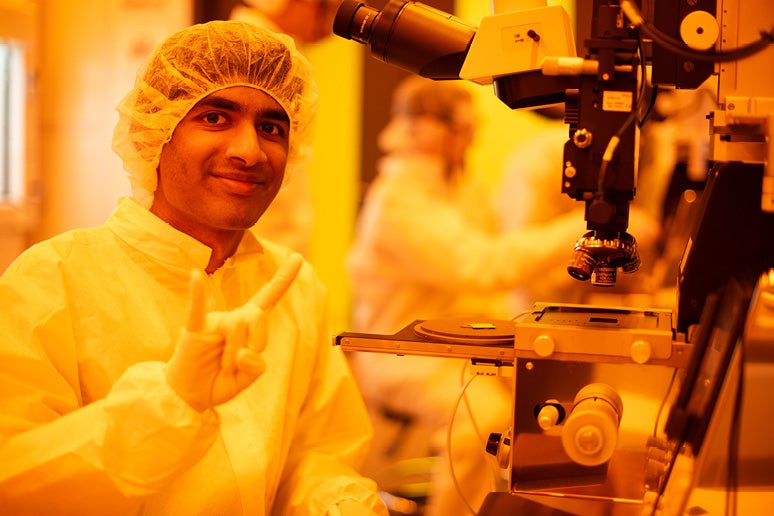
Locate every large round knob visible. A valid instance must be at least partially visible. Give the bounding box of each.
[533,335,555,357]
[561,383,623,466]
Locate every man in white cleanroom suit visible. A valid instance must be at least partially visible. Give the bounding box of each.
[346,76,588,516]
[0,21,387,516]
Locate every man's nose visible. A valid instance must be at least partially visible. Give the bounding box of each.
[225,123,267,166]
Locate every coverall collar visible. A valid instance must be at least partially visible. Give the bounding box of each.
[106,197,264,273]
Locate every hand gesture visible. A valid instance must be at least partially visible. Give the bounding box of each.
[165,254,303,412]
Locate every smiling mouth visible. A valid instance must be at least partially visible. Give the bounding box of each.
[214,174,269,194]
[214,172,264,183]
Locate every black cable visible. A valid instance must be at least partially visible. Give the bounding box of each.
[596,105,638,194]
[634,29,660,128]
[597,26,657,196]
[639,21,774,63]
[620,0,774,64]
[596,33,646,194]
[638,84,659,128]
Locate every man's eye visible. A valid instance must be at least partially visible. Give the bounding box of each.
[259,122,287,137]
[202,112,227,125]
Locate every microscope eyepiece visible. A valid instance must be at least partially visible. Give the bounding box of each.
[333,0,378,43]
[332,0,476,79]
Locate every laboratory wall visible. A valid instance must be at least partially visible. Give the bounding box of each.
[35,0,193,240]
[0,0,193,273]
[1,0,573,333]
[0,1,39,272]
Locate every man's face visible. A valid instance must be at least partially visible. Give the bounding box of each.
[152,86,290,240]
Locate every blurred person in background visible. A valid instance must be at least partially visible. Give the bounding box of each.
[231,0,341,45]
[495,106,590,313]
[0,21,387,516]
[229,0,342,256]
[346,76,589,515]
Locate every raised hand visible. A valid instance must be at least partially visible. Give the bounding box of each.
[165,254,303,411]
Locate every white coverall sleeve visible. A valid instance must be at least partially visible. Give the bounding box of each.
[355,180,588,293]
[271,285,388,516]
[0,256,220,515]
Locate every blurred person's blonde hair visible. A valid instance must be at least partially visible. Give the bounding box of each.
[378,76,475,156]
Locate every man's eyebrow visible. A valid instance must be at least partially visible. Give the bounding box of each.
[194,96,290,123]
[261,108,290,124]
[196,97,240,112]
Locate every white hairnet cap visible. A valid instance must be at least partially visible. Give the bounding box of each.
[112,20,318,208]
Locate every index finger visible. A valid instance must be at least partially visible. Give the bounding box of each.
[186,269,207,332]
[249,254,303,312]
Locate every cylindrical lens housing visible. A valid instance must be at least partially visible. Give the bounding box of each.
[333,0,476,79]
[567,248,595,281]
[591,266,617,287]
[333,0,380,43]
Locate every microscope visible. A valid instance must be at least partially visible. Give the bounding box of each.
[333,1,774,514]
